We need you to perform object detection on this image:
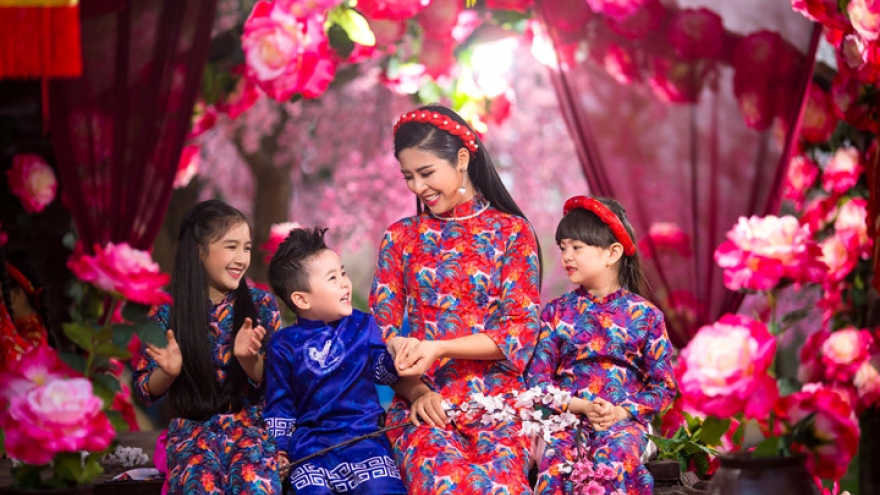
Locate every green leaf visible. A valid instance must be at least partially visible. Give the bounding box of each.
[91,380,118,407]
[106,409,131,433]
[692,452,711,478]
[11,462,46,489]
[53,452,86,484]
[94,341,130,360]
[683,411,701,434]
[58,351,88,375]
[731,421,746,449]
[753,437,783,458]
[63,322,97,353]
[328,6,375,46]
[327,23,355,59]
[134,319,167,348]
[698,417,731,447]
[80,454,105,484]
[92,372,122,394]
[111,324,136,349]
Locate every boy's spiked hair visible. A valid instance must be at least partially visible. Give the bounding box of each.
[268,227,329,313]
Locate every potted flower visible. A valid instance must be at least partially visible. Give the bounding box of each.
[670,214,864,492]
[0,242,170,492]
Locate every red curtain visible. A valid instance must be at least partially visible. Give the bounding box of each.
[535,0,820,347]
[49,0,217,251]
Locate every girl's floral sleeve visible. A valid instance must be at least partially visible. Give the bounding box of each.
[132,304,169,404]
[369,224,407,342]
[527,303,562,391]
[620,311,677,425]
[483,219,541,373]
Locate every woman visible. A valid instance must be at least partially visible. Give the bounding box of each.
[370,105,542,494]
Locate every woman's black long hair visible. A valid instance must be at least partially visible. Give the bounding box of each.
[555,197,654,300]
[168,200,261,421]
[393,104,543,279]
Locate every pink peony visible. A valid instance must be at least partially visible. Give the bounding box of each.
[783,154,820,210]
[186,99,217,141]
[822,147,863,194]
[801,82,838,144]
[1,378,115,465]
[586,0,648,21]
[217,67,261,119]
[355,0,428,20]
[667,8,724,60]
[848,0,880,41]
[679,314,779,419]
[837,33,880,85]
[818,328,873,382]
[261,221,302,263]
[275,0,342,19]
[647,56,708,104]
[7,154,58,214]
[420,37,457,79]
[638,222,692,258]
[854,357,880,410]
[241,2,337,101]
[418,0,462,39]
[790,0,852,30]
[602,43,640,85]
[0,345,77,408]
[777,388,860,481]
[799,193,840,234]
[173,144,201,189]
[715,215,827,291]
[67,242,172,306]
[367,17,407,47]
[605,0,665,40]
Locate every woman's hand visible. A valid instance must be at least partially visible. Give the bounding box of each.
[387,336,420,362]
[145,329,182,378]
[396,340,444,377]
[234,317,266,361]
[409,389,448,427]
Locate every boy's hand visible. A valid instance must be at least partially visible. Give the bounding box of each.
[388,337,420,362]
[277,451,291,476]
[395,340,443,378]
[234,317,266,360]
[145,330,182,378]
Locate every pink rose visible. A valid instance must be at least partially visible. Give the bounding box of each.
[790,0,852,30]
[782,154,820,210]
[822,147,863,194]
[186,99,217,141]
[367,18,407,47]
[834,197,871,256]
[67,242,172,306]
[605,0,666,40]
[173,145,200,189]
[837,33,880,85]
[355,0,428,20]
[261,221,302,263]
[820,234,858,282]
[647,56,709,104]
[0,345,77,408]
[7,154,58,214]
[421,38,457,79]
[1,378,115,465]
[638,222,692,258]
[848,0,880,41]
[602,43,640,85]
[486,0,533,12]
[667,8,724,60]
[800,193,840,234]
[801,82,838,143]
[241,2,337,101]
[714,215,827,291]
[275,0,342,19]
[679,314,779,419]
[854,357,880,411]
[777,388,859,481]
[821,328,874,382]
[217,67,261,119]
[586,0,648,21]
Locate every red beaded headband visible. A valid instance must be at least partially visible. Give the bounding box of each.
[6,263,41,296]
[563,196,637,256]
[393,110,479,154]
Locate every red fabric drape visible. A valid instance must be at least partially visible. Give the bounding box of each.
[535,0,820,347]
[48,0,217,251]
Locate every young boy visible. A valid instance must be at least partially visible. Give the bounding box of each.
[265,227,407,495]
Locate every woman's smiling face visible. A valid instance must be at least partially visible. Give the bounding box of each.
[398,147,471,215]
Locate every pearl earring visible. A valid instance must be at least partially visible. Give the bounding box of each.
[458,185,466,195]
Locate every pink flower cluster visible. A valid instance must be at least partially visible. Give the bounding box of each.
[569,458,625,495]
[241,1,338,101]
[0,346,115,465]
[714,215,827,291]
[6,153,58,214]
[67,242,172,306]
[799,327,880,413]
[261,221,302,263]
[638,221,692,258]
[678,314,779,419]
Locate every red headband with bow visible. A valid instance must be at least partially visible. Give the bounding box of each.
[563,196,636,256]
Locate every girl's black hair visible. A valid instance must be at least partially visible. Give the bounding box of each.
[555,197,654,300]
[168,199,262,421]
[2,250,52,336]
[393,104,543,279]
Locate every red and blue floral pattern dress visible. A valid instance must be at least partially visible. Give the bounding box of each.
[370,196,541,495]
[528,287,677,495]
[133,288,282,495]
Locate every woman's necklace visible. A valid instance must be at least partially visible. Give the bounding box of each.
[429,202,490,222]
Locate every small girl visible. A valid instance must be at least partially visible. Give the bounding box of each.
[132,200,282,494]
[528,196,677,495]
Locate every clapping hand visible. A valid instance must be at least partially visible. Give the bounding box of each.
[234,317,266,361]
[145,329,183,378]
